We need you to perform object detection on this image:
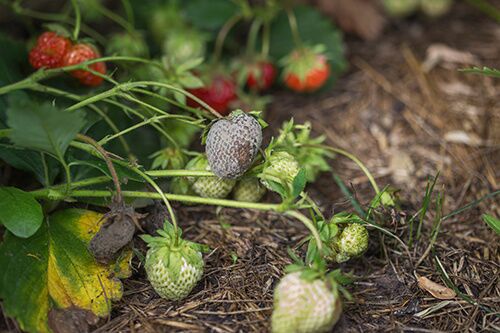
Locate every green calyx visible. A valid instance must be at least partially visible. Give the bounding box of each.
[281,45,328,82]
[260,151,300,192]
[141,222,209,301]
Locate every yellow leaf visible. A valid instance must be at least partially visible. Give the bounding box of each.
[0,209,132,333]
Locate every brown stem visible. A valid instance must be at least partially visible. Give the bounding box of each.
[76,134,123,202]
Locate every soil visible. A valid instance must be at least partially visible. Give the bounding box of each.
[1,2,499,333]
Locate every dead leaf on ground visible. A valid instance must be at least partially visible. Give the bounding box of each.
[417,276,456,300]
[422,44,479,72]
[444,130,483,146]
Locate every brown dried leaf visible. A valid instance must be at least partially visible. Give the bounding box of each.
[309,0,386,40]
[422,44,479,71]
[417,276,456,300]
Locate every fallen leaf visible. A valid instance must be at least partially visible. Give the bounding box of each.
[438,81,474,96]
[417,276,456,300]
[389,150,415,184]
[444,130,482,146]
[422,44,479,72]
[48,307,98,333]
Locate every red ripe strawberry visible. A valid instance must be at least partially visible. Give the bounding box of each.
[187,75,236,116]
[62,44,106,86]
[246,61,276,91]
[29,32,72,69]
[283,49,330,93]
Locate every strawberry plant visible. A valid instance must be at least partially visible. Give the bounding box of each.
[0,1,397,332]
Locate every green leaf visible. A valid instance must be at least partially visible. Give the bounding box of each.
[7,96,86,159]
[184,0,239,30]
[265,180,286,199]
[177,57,204,73]
[0,209,131,333]
[178,74,204,89]
[0,144,60,185]
[291,168,307,198]
[459,66,500,78]
[173,90,186,105]
[0,187,43,238]
[0,33,27,85]
[482,214,500,235]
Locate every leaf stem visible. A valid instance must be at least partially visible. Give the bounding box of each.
[306,144,381,194]
[285,210,323,252]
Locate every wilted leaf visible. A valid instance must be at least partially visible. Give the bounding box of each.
[0,187,43,238]
[0,209,132,333]
[417,276,456,300]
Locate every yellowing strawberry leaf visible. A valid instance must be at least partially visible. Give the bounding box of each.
[0,187,43,238]
[0,209,131,333]
[6,93,85,159]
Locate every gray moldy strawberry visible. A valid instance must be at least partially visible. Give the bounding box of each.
[205,111,263,179]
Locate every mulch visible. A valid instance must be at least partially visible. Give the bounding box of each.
[1,2,499,332]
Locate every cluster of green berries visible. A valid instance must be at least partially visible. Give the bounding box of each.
[383,0,453,18]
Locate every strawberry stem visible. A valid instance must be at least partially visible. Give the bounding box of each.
[213,13,243,65]
[305,144,381,195]
[69,0,81,41]
[285,8,304,50]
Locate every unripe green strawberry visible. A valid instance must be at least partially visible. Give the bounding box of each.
[420,0,452,17]
[163,29,206,66]
[186,155,235,198]
[335,223,369,263]
[141,223,206,301]
[233,177,266,202]
[206,111,263,179]
[106,33,148,58]
[272,272,342,333]
[260,151,300,191]
[383,0,419,17]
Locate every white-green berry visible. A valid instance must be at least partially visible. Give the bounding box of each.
[336,224,369,260]
[271,272,342,333]
[383,0,419,17]
[186,155,235,198]
[142,225,206,301]
[233,177,267,202]
[261,151,300,191]
[420,0,452,17]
